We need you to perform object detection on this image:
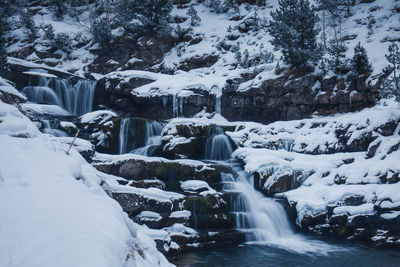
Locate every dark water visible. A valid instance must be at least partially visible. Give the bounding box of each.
[170,241,400,267]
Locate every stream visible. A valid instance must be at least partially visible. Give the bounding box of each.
[170,241,400,267]
[20,74,400,266]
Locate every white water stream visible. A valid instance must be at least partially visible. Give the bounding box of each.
[22,76,97,116]
[207,128,339,254]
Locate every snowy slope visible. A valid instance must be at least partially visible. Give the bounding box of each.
[0,101,173,267]
[6,1,399,96]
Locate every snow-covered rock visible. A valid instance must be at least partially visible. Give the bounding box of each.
[0,100,173,267]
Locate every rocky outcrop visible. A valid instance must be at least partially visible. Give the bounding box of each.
[95,73,217,120]
[88,33,176,75]
[288,195,400,248]
[92,153,222,191]
[222,71,381,124]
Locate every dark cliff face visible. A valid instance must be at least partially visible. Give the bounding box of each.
[98,69,380,124]
[221,71,380,124]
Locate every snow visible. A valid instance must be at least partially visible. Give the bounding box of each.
[230,102,400,226]
[169,210,191,219]
[181,180,210,192]
[94,152,216,171]
[79,110,117,124]
[0,101,40,137]
[228,101,400,154]
[0,77,26,100]
[111,184,184,204]
[21,103,70,116]
[136,211,163,222]
[380,211,400,220]
[0,100,173,267]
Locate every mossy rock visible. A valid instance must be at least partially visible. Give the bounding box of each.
[184,197,235,229]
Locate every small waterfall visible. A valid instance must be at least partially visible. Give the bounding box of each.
[215,95,221,114]
[41,120,68,137]
[22,76,97,116]
[22,86,63,106]
[119,118,131,154]
[132,120,163,156]
[222,164,293,242]
[205,127,233,160]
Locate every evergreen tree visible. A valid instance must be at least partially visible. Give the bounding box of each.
[91,18,113,46]
[187,6,201,26]
[52,33,72,53]
[43,24,55,41]
[20,8,36,38]
[269,0,321,68]
[381,43,400,101]
[327,40,347,72]
[116,0,172,34]
[351,42,372,75]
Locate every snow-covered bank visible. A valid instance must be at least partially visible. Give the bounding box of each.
[0,101,173,267]
[228,101,400,246]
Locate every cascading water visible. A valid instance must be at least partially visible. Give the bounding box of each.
[22,76,97,116]
[222,164,293,242]
[119,118,132,154]
[119,118,163,155]
[209,130,334,253]
[132,120,163,156]
[41,120,68,137]
[215,95,221,114]
[204,127,233,160]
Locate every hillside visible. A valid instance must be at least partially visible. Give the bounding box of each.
[1,0,400,266]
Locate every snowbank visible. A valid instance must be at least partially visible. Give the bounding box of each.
[0,100,173,267]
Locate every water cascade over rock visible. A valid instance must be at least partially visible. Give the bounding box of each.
[119,118,132,154]
[205,127,233,160]
[132,120,163,155]
[22,76,97,116]
[118,118,163,155]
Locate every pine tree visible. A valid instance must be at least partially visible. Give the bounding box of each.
[351,42,372,75]
[187,6,201,26]
[20,8,36,38]
[381,43,400,101]
[116,0,172,34]
[269,0,321,68]
[327,40,347,72]
[91,18,113,46]
[43,24,55,41]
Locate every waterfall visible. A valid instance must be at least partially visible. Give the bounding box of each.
[119,118,131,154]
[222,163,293,242]
[22,86,63,107]
[203,128,330,252]
[221,161,338,253]
[132,120,163,156]
[41,120,68,137]
[215,95,221,114]
[22,76,97,116]
[205,127,233,160]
